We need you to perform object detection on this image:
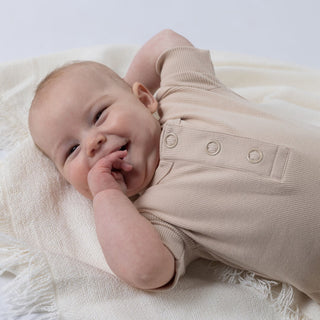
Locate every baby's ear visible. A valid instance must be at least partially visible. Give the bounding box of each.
[132,82,158,113]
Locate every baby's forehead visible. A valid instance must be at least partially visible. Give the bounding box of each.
[59,61,113,77]
[37,61,119,97]
[30,60,129,123]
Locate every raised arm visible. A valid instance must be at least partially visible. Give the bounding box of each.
[124,29,194,94]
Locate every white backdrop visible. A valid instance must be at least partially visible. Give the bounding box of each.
[0,0,319,68]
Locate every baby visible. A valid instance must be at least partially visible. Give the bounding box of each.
[29,30,320,302]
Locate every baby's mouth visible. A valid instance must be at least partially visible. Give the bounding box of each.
[119,142,130,154]
[119,142,130,164]
[119,143,128,151]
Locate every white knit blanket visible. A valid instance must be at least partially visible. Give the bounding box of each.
[1,44,320,320]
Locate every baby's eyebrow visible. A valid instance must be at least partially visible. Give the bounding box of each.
[89,94,112,109]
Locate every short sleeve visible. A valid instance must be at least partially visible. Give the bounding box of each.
[155,46,221,97]
[140,211,199,290]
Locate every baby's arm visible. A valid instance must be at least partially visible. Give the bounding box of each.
[124,29,194,94]
[88,151,175,289]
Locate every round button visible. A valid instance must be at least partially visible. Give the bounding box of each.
[247,149,263,164]
[206,140,221,156]
[165,133,178,148]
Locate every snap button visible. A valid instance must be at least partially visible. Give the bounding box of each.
[165,133,178,148]
[206,140,221,156]
[247,149,263,164]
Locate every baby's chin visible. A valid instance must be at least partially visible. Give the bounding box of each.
[126,189,139,198]
[125,176,151,198]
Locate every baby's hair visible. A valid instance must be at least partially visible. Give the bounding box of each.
[33,61,130,104]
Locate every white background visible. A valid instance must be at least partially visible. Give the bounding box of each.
[0,0,319,68]
[0,0,319,318]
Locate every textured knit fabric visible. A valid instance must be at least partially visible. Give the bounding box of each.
[135,47,320,303]
[1,44,320,320]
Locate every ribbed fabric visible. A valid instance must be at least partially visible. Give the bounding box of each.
[136,47,320,305]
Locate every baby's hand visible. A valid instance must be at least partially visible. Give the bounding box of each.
[87,150,133,197]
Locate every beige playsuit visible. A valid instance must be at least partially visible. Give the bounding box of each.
[134,47,320,302]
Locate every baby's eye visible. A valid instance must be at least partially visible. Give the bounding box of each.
[94,107,107,123]
[67,144,79,158]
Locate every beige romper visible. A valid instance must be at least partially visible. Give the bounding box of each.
[134,47,320,302]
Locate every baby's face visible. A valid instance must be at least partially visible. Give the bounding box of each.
[29,64,161,199]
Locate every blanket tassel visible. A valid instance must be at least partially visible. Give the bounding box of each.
[0,234,58,320]
[214,264,310,320]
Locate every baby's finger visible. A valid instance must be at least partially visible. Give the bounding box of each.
[111,170,124,181]
[112,158,133,172]
[111,150,128,160]
[111,170,128,193]
[93,150,128,171]
[121,162,133,172]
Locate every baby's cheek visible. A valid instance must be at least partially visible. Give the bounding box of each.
[66,161,91,197]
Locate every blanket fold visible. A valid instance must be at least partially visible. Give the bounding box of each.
[1,44,320,320]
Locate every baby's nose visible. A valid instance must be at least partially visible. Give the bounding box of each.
[86,134,106,157]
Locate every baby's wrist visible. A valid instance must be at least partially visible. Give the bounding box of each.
[93,188,126,202]
[88,178,125,198]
